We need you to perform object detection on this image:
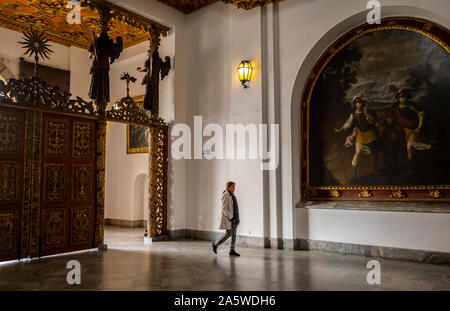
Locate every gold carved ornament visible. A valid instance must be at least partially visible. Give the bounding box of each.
[358,190,372,198]
[391,190,406,199]
[158,0,284,13]
[0,76,97,117]
[0,162,18,201]
[72,165,92,201]
[45,119,69,157]
[44,164,66,202]
[73,122,94,158]
[94,119,106,247]
[22,110,42,258]
[0,0,169,49]
[0,113,22,154]
[148,124,169,237]
[72,207,91,244]
[105,96,167,128]
[428,189,442,199]
[329,190,341,198]
[43,208,66,248]
[221,0,284,10]
[0,212,16,252]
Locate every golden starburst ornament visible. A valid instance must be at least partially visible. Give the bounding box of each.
[18,27,53,76]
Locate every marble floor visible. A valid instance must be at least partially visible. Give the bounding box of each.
[0,226,448,291]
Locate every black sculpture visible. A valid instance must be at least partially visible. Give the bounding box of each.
[137,47,170,114]
[18,27,53,77]
[88,31,123,103]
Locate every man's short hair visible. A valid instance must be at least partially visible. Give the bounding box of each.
[226,181,235,189]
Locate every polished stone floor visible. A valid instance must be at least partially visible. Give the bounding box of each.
[0,226,448,291]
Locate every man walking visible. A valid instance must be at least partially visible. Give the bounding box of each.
[212,181,240,256]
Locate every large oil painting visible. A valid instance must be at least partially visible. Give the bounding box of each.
[303,18,450,201]
[126,95,149,154]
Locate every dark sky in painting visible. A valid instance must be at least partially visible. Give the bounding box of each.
[345,30,450,104]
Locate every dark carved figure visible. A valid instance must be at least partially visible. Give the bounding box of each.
[137,48,170,114]
[88,31,123,103]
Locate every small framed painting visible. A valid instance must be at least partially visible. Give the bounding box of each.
[126,95,149,154]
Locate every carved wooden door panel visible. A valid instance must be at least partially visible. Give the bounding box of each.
[40,113,96,256]
[0,107,26,261]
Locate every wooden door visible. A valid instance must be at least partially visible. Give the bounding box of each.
[0,107,26,261]
[39,113,97,256]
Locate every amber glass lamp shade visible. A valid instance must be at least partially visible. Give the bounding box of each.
[237,60,253,88]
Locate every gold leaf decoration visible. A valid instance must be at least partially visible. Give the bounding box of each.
[359,190,372,198]
[329,190,341,198]
[391,190,406,199]
[428,189,442,199]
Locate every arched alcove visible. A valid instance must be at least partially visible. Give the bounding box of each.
[290,6,450,207]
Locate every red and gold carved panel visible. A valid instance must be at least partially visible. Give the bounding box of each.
[40,113,96,256]
[72,121,94,159]
[0,210,18,255]
[43,163,67,202]
[72,164,92,201]
[71,206,91,245]
[0,112,22,154]
[42,208,66,250]
[0,106,25,262]
[44,119,69,157]
[0,161,19,202]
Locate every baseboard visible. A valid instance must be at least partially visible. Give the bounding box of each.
[166,229,294,250]
[165,228,449,265]
[104,218,147,228]
[295,238,450,265]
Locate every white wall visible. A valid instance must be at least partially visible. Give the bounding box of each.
[105,122,150,221]
[0,27,70,73]
[109,0,188,230]
[184,3,264,237]
[297,208,450,252]
[104,0,187,230]
[0,27,91,96]
[69,46,90,96]
[104,30,175,224]
[282,0,450,252]
[178,0,450,252]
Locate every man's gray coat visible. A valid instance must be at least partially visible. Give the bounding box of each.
[220,190,238,230]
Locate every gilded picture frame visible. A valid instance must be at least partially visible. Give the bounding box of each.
[301,17,450,201]
[126,95,149,154]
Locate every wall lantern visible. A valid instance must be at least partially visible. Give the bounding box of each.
[237,60,253,88]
